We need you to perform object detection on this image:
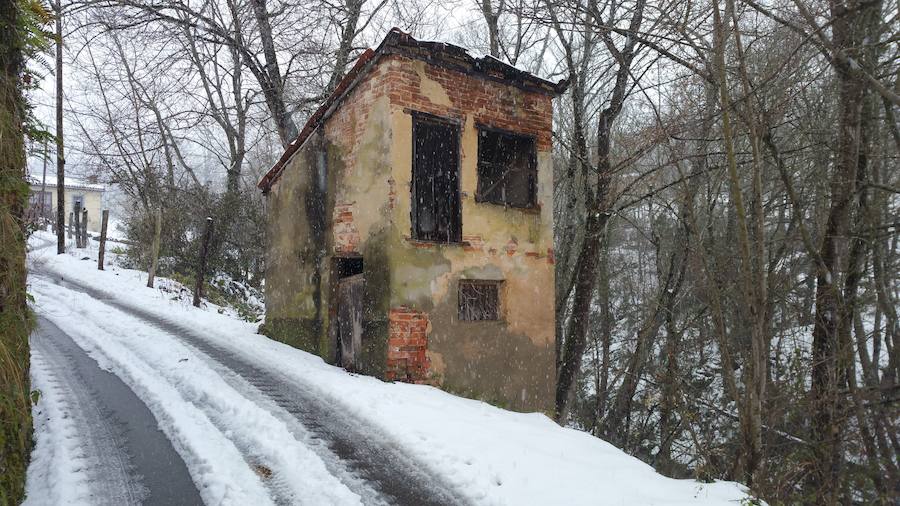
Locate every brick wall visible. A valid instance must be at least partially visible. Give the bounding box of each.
[322,61,392,255]
[332,203,361,253]
[384,54,554,151]
[318,52,555,389]
[386,307,430,383]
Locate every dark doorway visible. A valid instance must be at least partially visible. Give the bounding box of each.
[411,114,461,243]
[333,257,364,371]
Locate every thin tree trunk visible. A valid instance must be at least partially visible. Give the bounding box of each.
[711,0,767,486]
[555,0,645,420]
[248,0,298,146]
[55,0,65,254]
[194,217,213,307]
[98,209,108,270]
[146,208,161,288]
[807,0,881,500]
[480,0,502,58]
[327,0,363,92]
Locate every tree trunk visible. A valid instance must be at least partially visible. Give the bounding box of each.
[248,0,298,146]
[98,209,109,270]
[556,210,606,419]
[480,0,501,58]
[194,217,214,307]
[55,0,65,254]
[326,0,363,93]
[808,2,875,501]
[147,208,161,288]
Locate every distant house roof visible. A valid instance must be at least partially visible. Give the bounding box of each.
[27,174,105,192]
[258,28,568,193]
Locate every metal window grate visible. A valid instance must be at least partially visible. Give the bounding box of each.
[458,280,501,321]
[476,128,536,208]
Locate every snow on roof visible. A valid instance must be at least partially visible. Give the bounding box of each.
[27,174,105,192]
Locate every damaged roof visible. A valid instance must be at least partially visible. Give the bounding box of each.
[258,28,568,193]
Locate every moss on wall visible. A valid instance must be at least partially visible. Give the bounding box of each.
[264,75,395,372]
[263,52,558,413]
[263,134,330,351]
[261,317,321,353]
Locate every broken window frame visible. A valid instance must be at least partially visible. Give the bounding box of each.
[410,111,463,244]
[475,125,537,209]
[458,279,503,322]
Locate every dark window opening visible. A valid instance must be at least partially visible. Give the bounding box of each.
[72,195,84,211]
[29,191,51,208]
[476,128,536,208]
[335,256,363,279]
[458,280,501,321]
[412,114,461,243]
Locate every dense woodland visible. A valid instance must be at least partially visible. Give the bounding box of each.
[7,0,899,503]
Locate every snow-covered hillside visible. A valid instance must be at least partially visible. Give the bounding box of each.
[26,231,753,505]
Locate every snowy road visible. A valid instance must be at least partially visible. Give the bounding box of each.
[29,267,468,506]
[29,317,203,505]
[26,233,755,506]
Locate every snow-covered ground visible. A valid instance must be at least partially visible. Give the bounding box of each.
[25,230,754,505]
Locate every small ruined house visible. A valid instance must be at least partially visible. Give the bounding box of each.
[259,29,567,412]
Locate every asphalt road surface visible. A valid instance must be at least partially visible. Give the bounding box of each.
[31,316,204,505]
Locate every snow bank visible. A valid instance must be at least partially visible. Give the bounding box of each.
[27,231,753,505]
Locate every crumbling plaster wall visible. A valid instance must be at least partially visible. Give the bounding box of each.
[264,52,558,412]
[263,134,330,352]
[321,62,395,376]
[383,54,557,413]
[263,62,395,373]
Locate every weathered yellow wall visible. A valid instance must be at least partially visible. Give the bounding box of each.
[263,52,557,413]
[32,185,104,232]
[263,63,396,370]
[383,55,557,413]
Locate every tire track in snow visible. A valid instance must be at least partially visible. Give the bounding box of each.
[37,271,470,506]
[32,279,359,506]
[30,325,147,506]
[168,341,392,506]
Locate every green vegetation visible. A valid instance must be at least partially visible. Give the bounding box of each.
[0,1,50,502]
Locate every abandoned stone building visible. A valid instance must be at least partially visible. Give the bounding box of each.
[258,29,567,412]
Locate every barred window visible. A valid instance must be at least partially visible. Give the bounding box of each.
[458,280,501,321]
[476,127,536,208]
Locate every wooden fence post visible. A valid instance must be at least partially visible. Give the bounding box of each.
[67,211,73,239]
[147,208,161,288]
[81,208,88,246]
[193,217,213,308]
[73,208,81,247]
[98,209,109,270]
